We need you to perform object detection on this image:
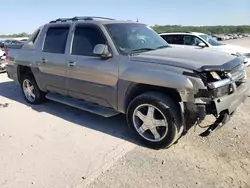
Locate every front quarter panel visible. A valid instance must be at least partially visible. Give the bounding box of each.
[117,59,206,112]
[119,67,194,90]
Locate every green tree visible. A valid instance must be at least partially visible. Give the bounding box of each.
[0,32,30,38]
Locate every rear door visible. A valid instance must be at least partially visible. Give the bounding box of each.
[37,24,70,95]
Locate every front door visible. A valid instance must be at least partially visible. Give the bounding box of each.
[65,24,119,108]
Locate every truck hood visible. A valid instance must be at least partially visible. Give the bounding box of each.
[130,47,242,72]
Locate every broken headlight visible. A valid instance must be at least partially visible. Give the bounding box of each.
[210,71,221,80]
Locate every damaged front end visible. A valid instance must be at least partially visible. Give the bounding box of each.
[182,57,250,136]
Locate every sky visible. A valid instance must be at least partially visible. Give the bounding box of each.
[2,0,250,34]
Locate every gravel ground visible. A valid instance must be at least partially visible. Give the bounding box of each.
[0,38,250,188]
[0,77,135,188]
[88,38,250,188]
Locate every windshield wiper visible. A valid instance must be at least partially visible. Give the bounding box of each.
[156,45,170,49]
[130,48,155,54]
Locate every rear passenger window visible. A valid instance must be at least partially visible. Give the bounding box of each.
[71,26,106,56]
[43,27,69,54]
[161,35,172,43]
[27,29,40,44]
[162,35,184,45]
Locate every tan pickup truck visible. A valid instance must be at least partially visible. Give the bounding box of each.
[6,16,250,149]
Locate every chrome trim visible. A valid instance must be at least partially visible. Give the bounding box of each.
[207,79,231,89]
[207,67,246,89]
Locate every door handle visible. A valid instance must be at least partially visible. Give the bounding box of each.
[68,61,76,67]
[41,58,47,63]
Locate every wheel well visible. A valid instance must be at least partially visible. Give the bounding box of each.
[17,65,33,84]
[125,84,182,111]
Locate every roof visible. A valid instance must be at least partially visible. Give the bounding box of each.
[159,32,206,36]
[48,16,141,25]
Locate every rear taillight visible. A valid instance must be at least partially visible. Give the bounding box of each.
[5,47,8,60]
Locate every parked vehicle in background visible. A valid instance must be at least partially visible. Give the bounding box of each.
[0,48,5,57]
[19,39,28,43]
[0,48,6,73]
[212,34,226,41]
[0,40,5,48]
[5,16,250,148]
[1,39,19,45]
[227,34,233,39]
[233,34,238,39]
[159,32,250,66]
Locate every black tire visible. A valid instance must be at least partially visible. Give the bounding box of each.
[20,74,46,104]
[126,92,182,149]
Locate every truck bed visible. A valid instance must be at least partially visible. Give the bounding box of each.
[6,43,24,49]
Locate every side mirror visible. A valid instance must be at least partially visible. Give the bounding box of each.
[93,44,112,58]
[198,42,206,48]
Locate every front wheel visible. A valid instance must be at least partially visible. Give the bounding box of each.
[127,92,182,149]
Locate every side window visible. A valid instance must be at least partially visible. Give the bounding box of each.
[71,26,106,56]
[43,27,69,54]
[184,35,203,46]
[27,29,40,44]
[172,35,184,45]
[161,35,173,43]
[164,35,184,45]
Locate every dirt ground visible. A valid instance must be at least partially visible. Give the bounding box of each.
[0,38,250,188]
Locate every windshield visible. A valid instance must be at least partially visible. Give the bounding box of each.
[105,23,170,54]
[199,34,223,46]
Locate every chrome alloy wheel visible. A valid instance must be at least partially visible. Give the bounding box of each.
[23,79,36,102]
[132,104,168,142]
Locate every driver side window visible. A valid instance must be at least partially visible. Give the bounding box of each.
[71,26,106,56]
[184,35,203,46]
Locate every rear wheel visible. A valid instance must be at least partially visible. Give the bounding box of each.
[127,92,182,149]
[21,74,46,104]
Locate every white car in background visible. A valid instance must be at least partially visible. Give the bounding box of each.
[0,48,7,73]
[159,32,250,66]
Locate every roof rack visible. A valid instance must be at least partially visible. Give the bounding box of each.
[49,16,115,23]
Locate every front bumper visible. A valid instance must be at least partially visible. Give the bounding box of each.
[214,80,250,115]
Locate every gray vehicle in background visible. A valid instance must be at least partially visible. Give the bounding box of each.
[6,16,250,149]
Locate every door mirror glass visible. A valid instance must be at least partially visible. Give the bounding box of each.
[198,42,206,48]
[93,44,112,58]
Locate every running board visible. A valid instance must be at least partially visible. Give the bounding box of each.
[45,93,119,117]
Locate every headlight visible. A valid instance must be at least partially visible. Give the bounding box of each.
[210,71,221,80]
